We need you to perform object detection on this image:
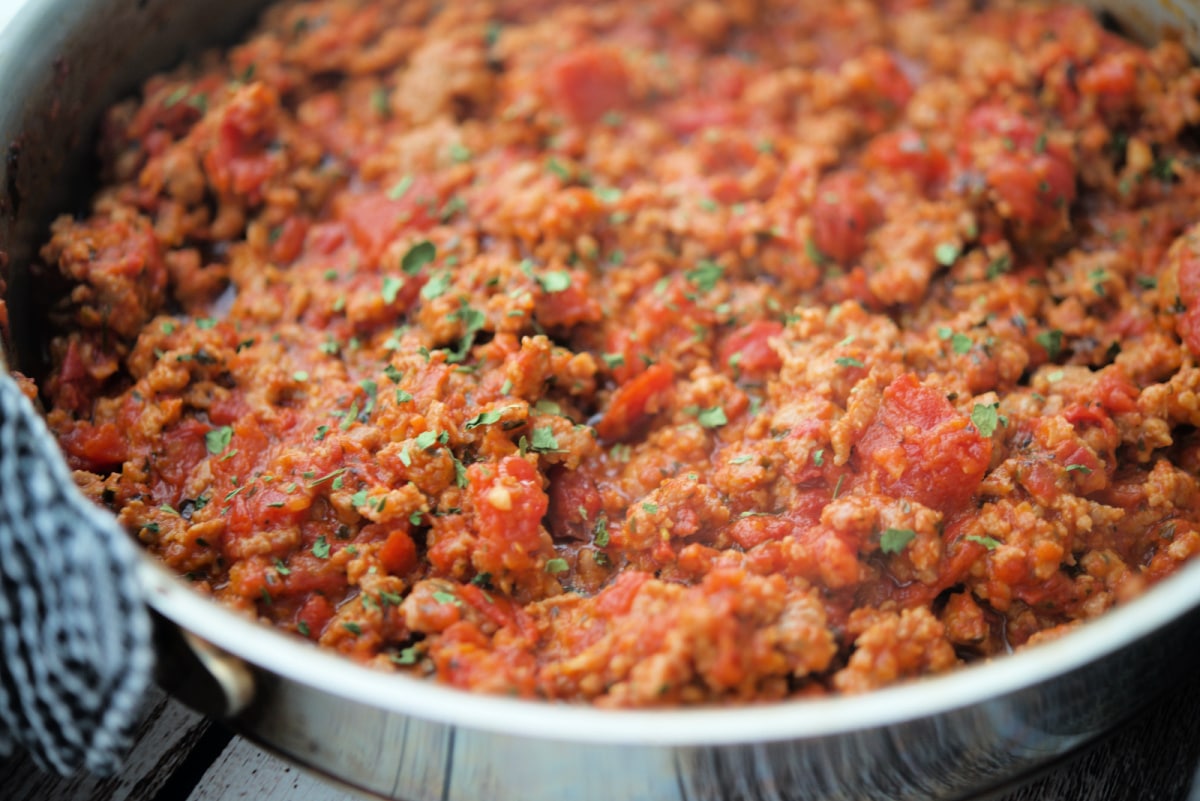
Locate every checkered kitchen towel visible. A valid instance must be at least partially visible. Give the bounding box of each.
[0,372,152,774]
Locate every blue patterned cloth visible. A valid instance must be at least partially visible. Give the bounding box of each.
[0,372,153,774]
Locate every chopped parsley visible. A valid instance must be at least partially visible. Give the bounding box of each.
[686,260,724,292]
[381,275,405,304]
[934,242,961,267]
[696,406,728,429]
[834,356,864,368]
[530,426,562,453]
[387,175,414,200]
[601,352,626,369]
[1036,329,1064,360]
[966,534,1001,551]
[971,403,1000,437]
[205,426,234,455]
[313,536,331,559]
[420,271,452,300]
[544,558,569,574]
[880,527,916,554]
[593,516,610,547]
[393,646,419,665]
[535,270,572,293]
[401,240,437,275]
[465,407,515,429]
[986,253,1012,279]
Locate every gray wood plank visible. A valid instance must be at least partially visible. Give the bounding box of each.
[0,686,216,801]
[184,737,365,801]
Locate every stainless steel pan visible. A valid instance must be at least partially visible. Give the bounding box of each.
[3,1,1200,799]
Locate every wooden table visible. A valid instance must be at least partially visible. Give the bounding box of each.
[5,667,1200,801]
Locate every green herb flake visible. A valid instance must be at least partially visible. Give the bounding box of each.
[382,275,405,304]
[686,260,724,292]
[297,621,311,637]
[1065,463,1093,474]
[1036,329,1064,359]
[966,534,1001,551]
[544,558,570,574]
[307,468,347,488]
[274,558,291,576]
[593,516,610,547]
[293,370,310,382]
[339,400,360,431]
[530,426,562,453]
[880,527,917,554]
[432,591,460,606]
[205,426,234,455]
[371,86,390,117]
[934,242,961,267]
[696,406,728,429]
[415,431,439,450]
[642,502,659,514]
[387,175,414,200]
[805,238,829,266]
[813,449,825,466]
[986,254,1012,279]
[951,333,973,355]
[393,646,420,665]
[163,85,191,107]
[546,157,572,181]
[313,536,331,559]
[421,271,452,300]
[971,403,1000,437]
[351,489,369,507]
[449,142,472,163]
[834,356,865,368]
[343,622,363,636]
[601,352,626,369]
[465,406,513,429]
[535,270,572,293]
[730,455,753,465]
[401,241,437,275]
[313,425,329,442]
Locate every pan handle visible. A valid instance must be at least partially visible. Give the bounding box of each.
[150,609,256,719]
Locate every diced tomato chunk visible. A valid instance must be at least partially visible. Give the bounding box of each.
[546,46,632,126]
[379,526,419,576]
[718,320,784,378]
[547,467,603,541]
[595,363,674,442]
[854,373,992,512]
[468,456,549,572]
[862,130,948,191]
[594,571,651,617]
[297,593,335,638]
[57,421,129,471]
[810,171,880,265]
[337,181,437,260]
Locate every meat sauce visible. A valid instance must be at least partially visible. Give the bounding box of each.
[31,0,1200,705]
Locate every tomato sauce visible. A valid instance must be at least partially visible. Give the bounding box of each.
[30,0,1200,704]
